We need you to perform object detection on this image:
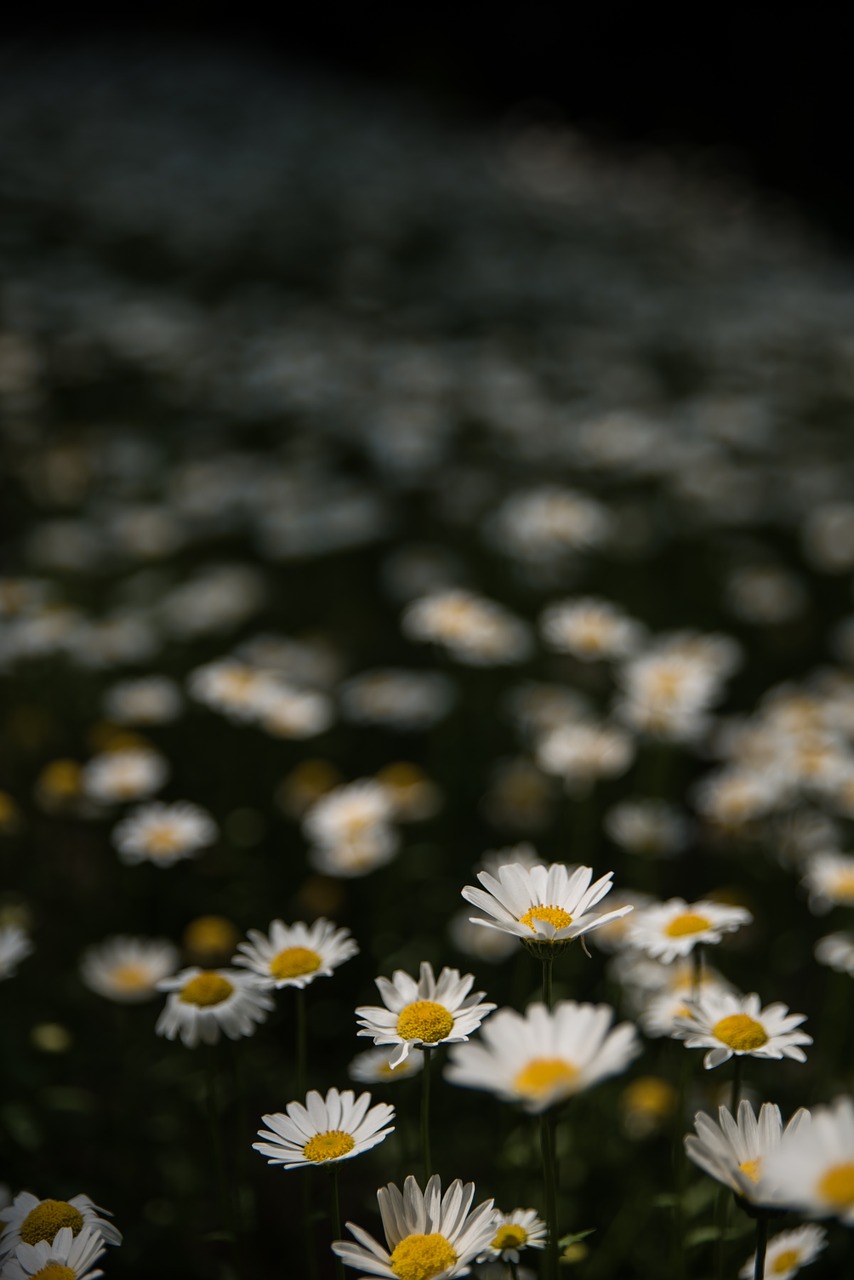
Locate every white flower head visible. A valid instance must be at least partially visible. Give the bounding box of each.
[80,936,180,1003]
[155,967,274,1047]
[0,1193,121,1260]
[0,924,33,980]
[625,898,752,963]
[356,961,495,1068]
[112,801,217,867]
[673,990,812,1070]
[763,1096,854,1224]
[739,1224,826,1279]
[815,931,854,976]
[1,1224,107,1280]
[332,1173,498,1280]
[233,918,358,989]
[102,675,182,725]
[802,851,854,913]
[478,1208,547,1263]
[540,596,644,662]
[445,1000,641,1113]
[348,1047,425,1085]
[253,1087,394,1169]
[304,780,399,878]
[402,588,532,666]
[684,1099,810,1205]
[82,748,168,804]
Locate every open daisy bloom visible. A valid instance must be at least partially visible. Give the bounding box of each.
[0,1224,107,1280]
[478,1208,547,1264]
[233,917,358,990]
[155,967,274,1047]
[356,961,495,1068]
[332,1173,497,1280]
[672,990,812,1070]
[253,1087,394,1169]
[625,897,752,964]
[460,862,633,957]
[763,1096,854,1224]
[445,1000,640,1113]
[738,1224,826,1280]
[684,1100,810,1206]
[79,935,180,1003]
[0,1193,121,1260]
[112,800,217,867]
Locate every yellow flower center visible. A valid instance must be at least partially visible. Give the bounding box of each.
[711,1014,768,1051]
[622,1076,676,1118]
[179,972,234,1007]
[302,1129,356,1163]
[771,1249,802,1274]
[389,1232,458,1280]
[396,1001,454,1043]
[738,1158,762,1184]
[31,1266,76,1280]
[19,1201,84,1246]
[514,1056,580,1099]
[269,946,322,980]
[183,915,239,957]
[492,1224,528,1251]
[518,904,573,933]
[145,825,182,854]
[817,1160,854,1209]
[111,964,151,991]
[831,870,854,903]
[664,912,711,938]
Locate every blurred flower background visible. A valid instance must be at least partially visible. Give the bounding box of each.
[3,17,854,1280]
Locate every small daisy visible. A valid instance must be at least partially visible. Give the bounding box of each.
[155,968,274,1047]
[304,780,399,878]
[332,1173,497,1280]
[763,1096,854,1223]
[1,1224,107,1280]
[82,748,168,805]
[673,990,812,1070]
[540,596,644,662]
[0,924,32,980]
[684,1100,810,1205]
[536,721,635,790]
[102,675,182,725]
[815,931,854,976]
[112,801,217,867]
[739,1224,826,1279]
[461,862,633,954]
[232,918,358,989]
[348,1047,425,1085]
[802,851,854,912]
[0,1194,121,1259]
[253,1087,394,1169]
[402,588,532,666]
[187,658,269,722]
[478,1208,547,1264]
[445,1000,640,1113]
[625,898,752,963]
[355,961,496,1068]
[605,799,690,858]
[80,936,180,1002]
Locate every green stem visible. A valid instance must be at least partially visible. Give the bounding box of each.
[753,1215,768,1280]
[540,1109,560,1280]
[421,1046,433,1182]
[296,987,307,1099]
[542,956,554,1009]
[330,1165,345,1280]
[302,1175,318,1280]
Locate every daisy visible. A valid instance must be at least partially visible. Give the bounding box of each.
[739,1225,826,1279]
[540,596,644,662]
[304,780,399,878]
[461,862,633,955]
[187,658,270,722]
[253,1087,394,1169]
[80,936,180,1002]
[348,1047,425,1085]
[402,588,532,666]
[232,918,358,989]
[684,1100,810,1205]
[478,1208,547,1264]
[331,1173,497,1280]
[605,799,690,858]
[763,1096,854,1223]
[815,931,854,976]
[673,990,812,1070]
[81,748,168,805]
[355,961,495,1068]
[112,801,217,867]
[0,1194,121,1258]
[102,675,182,725]
[257,684,333,739]
[155,968,274,1047]
[536,721,635,790]
[339,668,455,730]
[1,1225,107,1280]
[445,1001,640,1113]
[625,898,752,963]
[802,851,854,912]
[0,924,32,980]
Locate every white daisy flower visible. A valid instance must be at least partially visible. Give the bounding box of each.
[625,898,752,963]
[1,1224,107,1280]
[739,1224,826,1279]
[802,850,854,912]
[253,1087,394,1169]
[402,588,532,667]
[461,862,633,954]
[478,1208,547,1263]
[355,961,496,1068]
[339,668,455,730]
[684,1099,810,1205]
[331,1173,497,1280]
[640,977,735,1039]
[102,675,182,725]
[536,721,635,790]
[81,748,168,805]
[763,1096,854,1223]
[673,990,812,1070]
[112,801,217,867]
[0,924,33,980]
[233,918,358,989]
[256,684,333,739]
[187,658,270,722]
[815,931,854,976]
[348,1047,425,1085]
[540,596,644,662]
[155,967,274,1048]
[304,780,399,878]
[605,799,690,858]
[445,1001,640,1113]
[79,936,180,1002]
[0,1194,121,1259]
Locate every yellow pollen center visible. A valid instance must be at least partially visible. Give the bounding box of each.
[31,1266,76,1280]
[664,912,711,938]
[396,1001,454,1043]
[831,871,854,902]
[179,972,234,1007]
[389,1232,458,1280]
[112,964,151,991]
[738,1157,762,1184]
[817,1160,854,1209]
[514,1056,580,1098]
[492,1224,528,1251]
[302,1129,355,1162]
[518,904,573,933]
[145,825,182,854]
[711,1014,768,1051]
[269,946,322,981]
[19,1201,84,1246]
[771,1249,802,1274]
